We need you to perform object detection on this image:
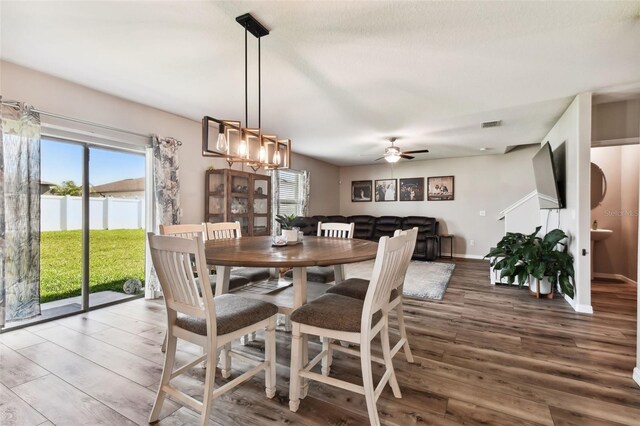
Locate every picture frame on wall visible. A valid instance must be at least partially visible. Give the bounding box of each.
[427,176,455,201]
[375,179,397,202]
[351,180,372,202]
[399,177,425,201]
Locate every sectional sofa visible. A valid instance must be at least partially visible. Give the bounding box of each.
[291,215,440,261]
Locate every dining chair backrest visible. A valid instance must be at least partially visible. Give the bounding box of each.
[317,222,355,239]
[393,227,418,289]
[159,224,205,240]
[205,221,242,240]
[148,233,216,330]
[361,233,410,330]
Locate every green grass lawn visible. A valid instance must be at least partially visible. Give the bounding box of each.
[40,229,145,303]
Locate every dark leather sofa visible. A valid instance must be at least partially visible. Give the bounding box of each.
[291,215,439,261]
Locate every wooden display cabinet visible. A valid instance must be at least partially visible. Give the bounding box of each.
[205,169,272,236]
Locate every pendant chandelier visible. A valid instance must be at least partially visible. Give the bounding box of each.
[202,13,291,171]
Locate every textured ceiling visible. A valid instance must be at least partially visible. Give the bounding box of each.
[1,1,640,165]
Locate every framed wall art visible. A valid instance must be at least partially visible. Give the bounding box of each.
[375,179,397,202]
[351,180,372,202]
[399,177,425,201]
[427,176,454,201]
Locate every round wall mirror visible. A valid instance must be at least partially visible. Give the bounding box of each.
[590,162,607,209]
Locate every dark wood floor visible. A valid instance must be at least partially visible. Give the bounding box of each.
[1,258,638,425]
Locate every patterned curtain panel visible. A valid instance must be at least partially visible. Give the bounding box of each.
[0,101,41,326]
[146,135,181,299]
[298,170,310,218]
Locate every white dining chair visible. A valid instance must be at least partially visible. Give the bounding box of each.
[325,227,418,363]
[204,220,242,240]
[317,221,355,284]
[160,223,205,240]
[204,220,270,351]
[288,232,411,426]
[147,233,278,426]
[317,221,355,239]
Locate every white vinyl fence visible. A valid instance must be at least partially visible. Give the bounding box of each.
[41,195,145,231]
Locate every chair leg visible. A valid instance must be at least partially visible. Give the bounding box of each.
[149,333,177,423]
[360,338,381,426]
[381,321,402,399]
[289,323,303,412]
[265,317,277,398]
[395,300,414,363]
[221,342,232,379]
[321,337,333,376]
[199,349,217,426]
[301,333,309,398]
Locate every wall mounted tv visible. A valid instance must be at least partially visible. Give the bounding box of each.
[532,141,565,209]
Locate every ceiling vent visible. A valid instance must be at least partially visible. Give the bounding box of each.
[481,120,502,128]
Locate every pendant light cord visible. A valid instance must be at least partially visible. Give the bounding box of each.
[245,26,248,127]
[258,37,261,129]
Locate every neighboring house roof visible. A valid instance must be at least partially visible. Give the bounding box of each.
[40,180,56,186]
[93,177,145,194]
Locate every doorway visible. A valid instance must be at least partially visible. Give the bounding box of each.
[590,96,640,304]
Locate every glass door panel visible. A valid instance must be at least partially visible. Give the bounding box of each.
[39,139,84,316]
[89,147,146,306]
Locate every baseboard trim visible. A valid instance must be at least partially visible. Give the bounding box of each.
[633,367,640,387]
[593,272,637,286]
[452,253,485,260]
[563,294,593,314]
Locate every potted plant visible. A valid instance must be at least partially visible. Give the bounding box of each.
[276,214,299,242]
[486,227,575,299]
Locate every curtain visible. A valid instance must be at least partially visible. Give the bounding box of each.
[0,100,41,326]
[146,135,181,299]
[298,170,310,218]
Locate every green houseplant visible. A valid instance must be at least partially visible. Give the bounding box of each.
[486,226,575,298]
[276,214,299,242]
[275,214,298,230]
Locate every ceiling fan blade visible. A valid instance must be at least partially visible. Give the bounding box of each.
[400,154,415,160]
[402,149,430,154]
[374,156,385,161]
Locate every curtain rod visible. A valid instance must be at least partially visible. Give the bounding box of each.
[1,100,151,140]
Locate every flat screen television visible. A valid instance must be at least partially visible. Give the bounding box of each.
[532,141,564,209]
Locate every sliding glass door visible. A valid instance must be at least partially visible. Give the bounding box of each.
[32,139,146,323]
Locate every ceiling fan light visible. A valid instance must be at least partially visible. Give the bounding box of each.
[385,154,401,163]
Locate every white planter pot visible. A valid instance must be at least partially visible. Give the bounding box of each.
[282,229,298,243]
[530,276,553,295]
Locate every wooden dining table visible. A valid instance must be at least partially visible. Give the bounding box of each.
[204,235,378,313]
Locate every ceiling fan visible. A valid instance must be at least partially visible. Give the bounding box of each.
[375,137,430,163]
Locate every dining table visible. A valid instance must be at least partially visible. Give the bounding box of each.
[204,235,378,312]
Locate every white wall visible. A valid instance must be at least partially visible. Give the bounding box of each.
[540,93,592,313]
[338,146,538,258]
[636,160,640,387]
[292,152,340,215]
[592,99,640,142]
[1,60,339,221]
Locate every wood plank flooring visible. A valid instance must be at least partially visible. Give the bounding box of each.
[1,258,638,425]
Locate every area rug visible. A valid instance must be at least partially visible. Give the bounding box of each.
[343,260,456,300]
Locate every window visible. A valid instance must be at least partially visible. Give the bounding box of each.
[276,169,304,216]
